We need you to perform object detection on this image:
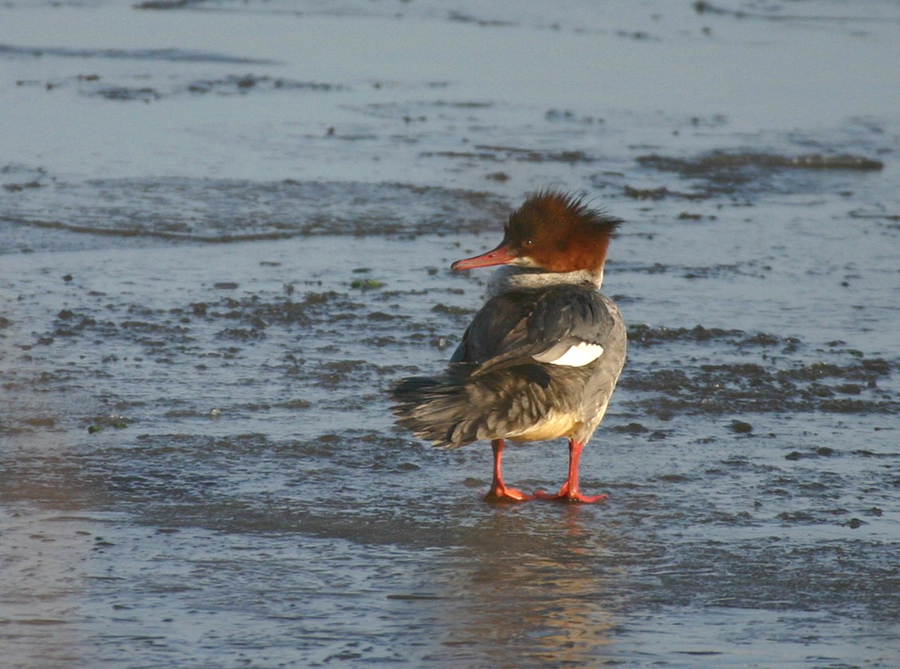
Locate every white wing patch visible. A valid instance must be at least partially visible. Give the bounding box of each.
[533,341,604,367]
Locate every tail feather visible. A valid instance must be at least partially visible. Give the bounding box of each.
[391,369,480,449]
[391,364,564,449]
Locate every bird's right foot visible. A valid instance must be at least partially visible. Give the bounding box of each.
[534,482,608,504]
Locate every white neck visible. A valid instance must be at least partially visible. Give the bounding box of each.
[486,265,604,297]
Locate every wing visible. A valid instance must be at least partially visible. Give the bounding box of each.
[451,286,619,372]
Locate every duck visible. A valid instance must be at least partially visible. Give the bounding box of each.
[392,189,626,503]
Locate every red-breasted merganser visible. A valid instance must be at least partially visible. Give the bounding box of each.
[392,190,626,503]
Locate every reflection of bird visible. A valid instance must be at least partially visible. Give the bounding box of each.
[392,190,626,502]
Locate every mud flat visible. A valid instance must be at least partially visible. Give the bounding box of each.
[2,1,899,667]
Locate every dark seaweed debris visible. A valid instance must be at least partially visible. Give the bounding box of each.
[423,145,594,164]
[20,73,345,102]
[623,358,896,416]
[632,151,884,200]
[623,185,706,201]
[32,283,437,399]
[0,43,275,64]
[638,152,884,176]
[134,0,208,9]
[186,75,344,95]
[624,324,897,416]
[628,324,784,348]
[691,1,892,23]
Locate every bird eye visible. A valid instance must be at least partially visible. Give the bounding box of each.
[523,239,534,248]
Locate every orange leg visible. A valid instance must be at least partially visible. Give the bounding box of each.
[484,439,533,502]
[535,439,608,504]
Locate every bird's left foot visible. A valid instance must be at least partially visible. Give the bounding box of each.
[484,482,535,502]
[534,484,608,504]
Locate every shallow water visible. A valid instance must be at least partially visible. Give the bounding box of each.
[2,1,900,667]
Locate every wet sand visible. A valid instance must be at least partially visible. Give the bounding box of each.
[2,1,900,667]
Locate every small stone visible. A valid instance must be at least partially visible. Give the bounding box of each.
[614,422,649,434]
[730,420,753,434]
